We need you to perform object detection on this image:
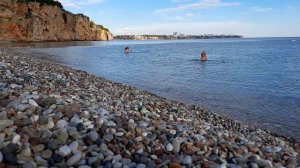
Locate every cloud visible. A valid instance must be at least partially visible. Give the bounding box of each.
[185,13,194,16]
[171,0,193,3]
[251,6,273,13]
[114,21,255,36]
[154,0,239,13]
[57,0,105,9]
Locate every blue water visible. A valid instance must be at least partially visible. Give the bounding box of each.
[13,38,300,140]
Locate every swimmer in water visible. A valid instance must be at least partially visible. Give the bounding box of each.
[201,51,207,61]
[124,47,130,53]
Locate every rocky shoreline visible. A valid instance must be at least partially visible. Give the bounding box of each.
[0,48,299,167]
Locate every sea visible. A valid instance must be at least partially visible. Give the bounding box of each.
[3,37,300,140]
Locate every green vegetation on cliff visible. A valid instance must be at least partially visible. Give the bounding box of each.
[16,0,63,9]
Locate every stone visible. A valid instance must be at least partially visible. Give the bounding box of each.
[169,162,181,168]
[52,153,64,163]
[58,145,72,157]
[113,162,122,168]
[20,147,32,157]
[4,153,18,164]
[166,143,173,152]
[112,154,122,164]
[29,99,39,107]
[46,120,55,129]
[32,144,45,153]
[0,120,14,132]
[172,138,181,154]
[115,132,124,136]
[182,156,192,165]
[23,161,37,168]
[3,143,19,154]
[57,119,68,128]
[56,130,69,144]
[106,121,117,127]
[88,131,99,141]
[67,153,82,166]
[69,141,79,153]
[136,163,146,168]
[35,156,48,166]
[0,151,3,163]
[41,149,52,159]
[12,134,21,144]
[140,106,149,114]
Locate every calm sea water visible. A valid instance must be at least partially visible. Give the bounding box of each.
[7,38,300,140]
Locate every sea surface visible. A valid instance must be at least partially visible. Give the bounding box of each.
[4,37,300,140]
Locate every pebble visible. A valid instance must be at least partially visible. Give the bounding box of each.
[57,119,68,128]
[106,121,117,127]
[20,147,32,157]
[47,120,55,129]
[172,138,181,154]
[182,156,192,165]
[88,131,99,141]
[58,145,72,157]
[41,149,52,159]
[115,132,124,136]
[12,134,21,144]
[69,141,79,153]
[136,163,146,168]
[166,143,173,151]
[67,153,82,166]
[29,99,39,107]
[0,151,3,162]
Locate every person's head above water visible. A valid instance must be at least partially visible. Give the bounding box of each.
[124,47,130,53]
[201,51,207,61]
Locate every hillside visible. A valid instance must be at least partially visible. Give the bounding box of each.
[0,0,112,42]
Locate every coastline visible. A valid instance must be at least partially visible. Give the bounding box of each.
[0,48,299,167]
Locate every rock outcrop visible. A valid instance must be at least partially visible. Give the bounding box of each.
[0,0,112,42]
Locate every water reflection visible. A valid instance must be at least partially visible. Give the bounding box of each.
[0,41,94,48]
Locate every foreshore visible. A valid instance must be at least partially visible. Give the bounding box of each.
[0,48,299,167]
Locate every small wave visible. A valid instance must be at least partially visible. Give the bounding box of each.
[291,40,296,42]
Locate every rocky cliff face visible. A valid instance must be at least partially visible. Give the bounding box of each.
[0,0,112,42]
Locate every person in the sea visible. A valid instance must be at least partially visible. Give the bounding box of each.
[201,51,207,61]
[124,47,130,53]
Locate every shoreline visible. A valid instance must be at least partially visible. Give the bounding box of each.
[0,48,299,167]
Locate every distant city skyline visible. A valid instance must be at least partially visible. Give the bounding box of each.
[57,0,300,37]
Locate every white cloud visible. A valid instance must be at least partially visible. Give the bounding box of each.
[171,0,193,3]
[155,0,239,13]
[185,13,194,16]
[251,6,273,13]
[57,0,105,9]
[87,0,105,4]
[114,21,254,36]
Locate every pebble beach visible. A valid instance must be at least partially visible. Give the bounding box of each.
[0,48,299,167]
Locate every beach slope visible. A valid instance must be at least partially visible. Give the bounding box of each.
[0,48,299,167]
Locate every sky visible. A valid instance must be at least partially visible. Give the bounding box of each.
[57,0,300,37]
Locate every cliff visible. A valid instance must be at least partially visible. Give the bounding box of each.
[0,0,113,42]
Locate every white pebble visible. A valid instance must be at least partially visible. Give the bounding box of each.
[166,143,173,151]
[150,155,158,160]
[12,134,21,144]
[59,145,71,157]
[114,132,124,136]
[142,132,148,137]
[169,129,176,135]
[29,99,39,107]
[46,121,55,129]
